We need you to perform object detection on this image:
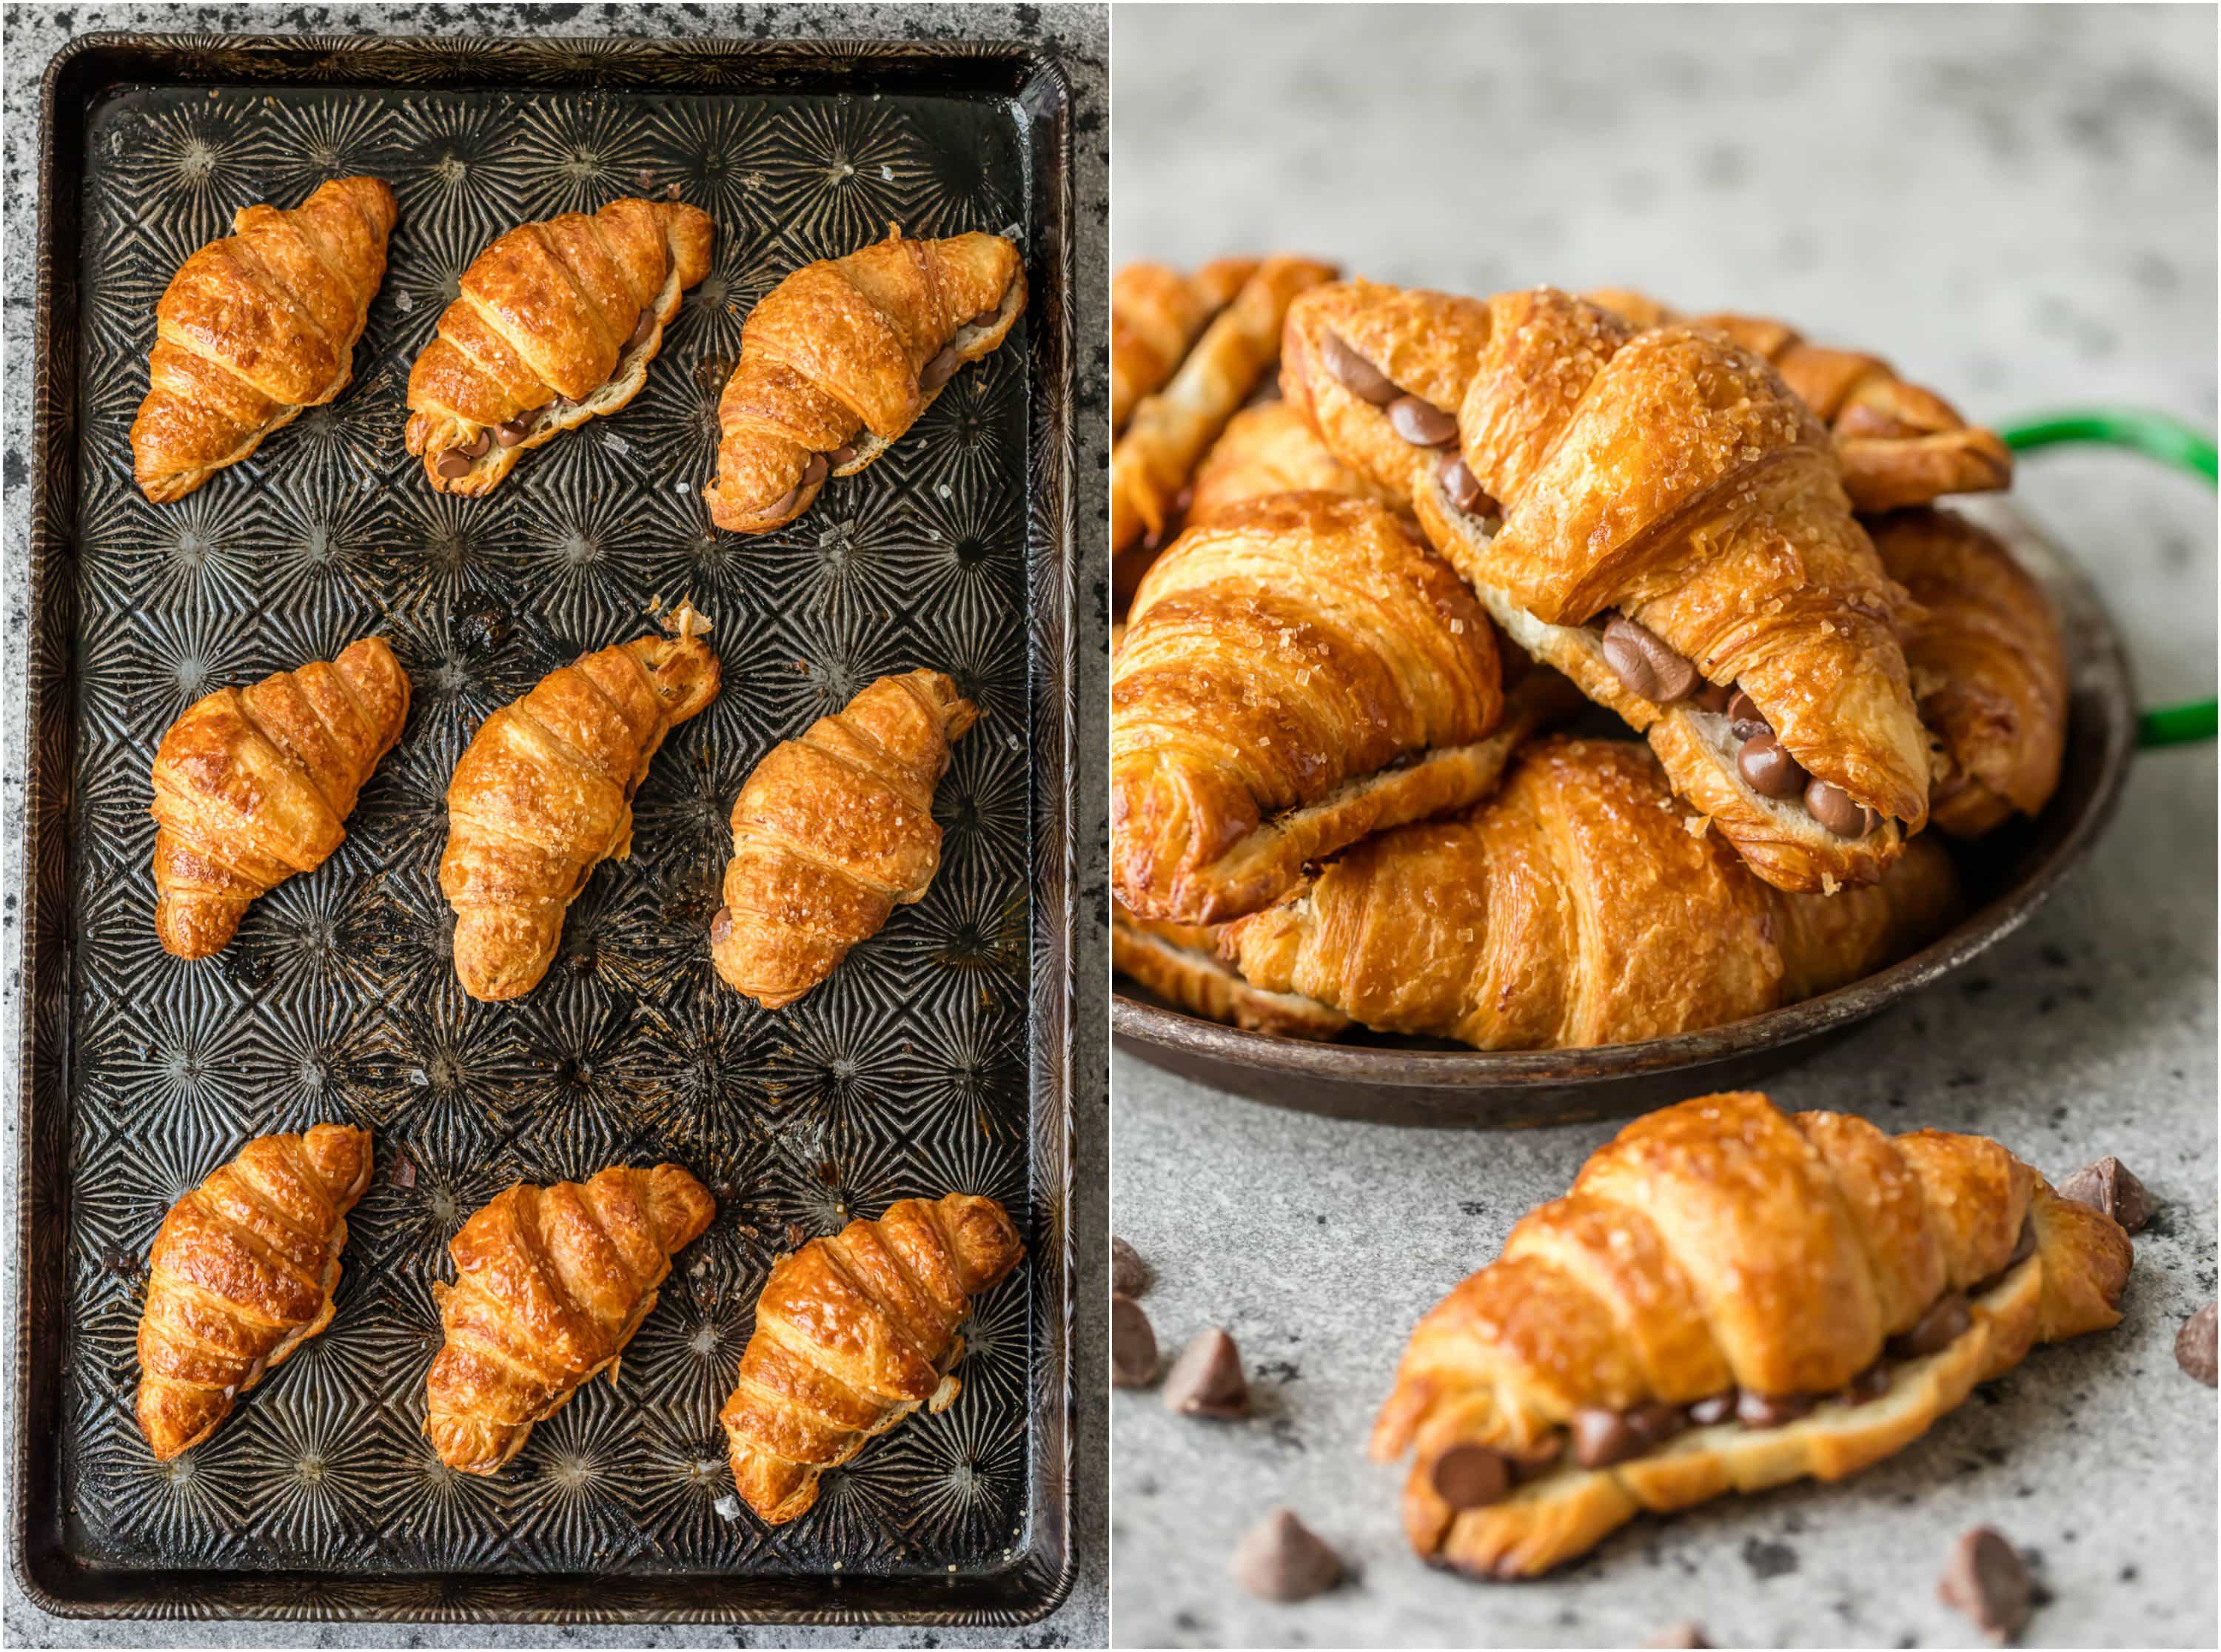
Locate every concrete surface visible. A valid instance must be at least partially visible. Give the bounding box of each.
[0,4,1107,1648]
[1112,5,2216,1647]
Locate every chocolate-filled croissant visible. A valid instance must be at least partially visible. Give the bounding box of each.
[1224,737,1960,1050]
[704,228,1025,535]
[1284,281,1929,893]
[1374,1091,2131,1579]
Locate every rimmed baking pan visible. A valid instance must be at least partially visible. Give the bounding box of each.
[1113,499,2138,1128]
[17,30,1076,1625]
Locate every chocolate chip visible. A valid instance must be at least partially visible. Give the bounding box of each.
[1570,1407,1644,1468]
[1691,679,1733,715]
[1686,1390,1738,1427]
[801,451,828,490]
[1112,1294,1158,1388]
[628,307,657,347]
[920,343,962,394]
[495,416,533,447]
[2057,1156,2154,1233]
[1738,733,1809,799]
[2176,1302,2217,1386]
[1726,689,1767,738]
[1386,393,1458,448]
[968,307,1001,330]
[828,443,860,471]
[1440,453,1486,512]
[763,486,800,520]
[458,428,492,459]
[1430,1443,1513,1509]
[1805,778,1880,838]
[1939,1527,2034,1642]
[1889,1292,1974,1360]
[1319,331,1398,405]
[1735,1389,1817,1428]
[1230,1508,1341,1602]
[1836,1361,1892,1406]
[1644,1626,1712,1650]
[1112,1236,1150,1297]
[434,449,474,480]
[1601,614,1698,703]
[1163,1326,1248,1418]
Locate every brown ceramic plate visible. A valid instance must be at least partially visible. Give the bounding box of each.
[1112,500,2137,1128]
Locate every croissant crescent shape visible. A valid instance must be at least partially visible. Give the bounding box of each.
[709,670,976,1008]
[132,177,398,503]
[1870,507,2069,837]
[1372,1091,2132,1579]
[404,198,714,494]
[150,636,412,959]
[1111,258,1259,433]
[1113,491,1507,924]
[424,1163,716,1474]
[135,1123,374,1461]
[704,228,1025,535]
[719,1192,1025,1524]
[1285,281,1931,893]
[440,608,720,1001]
[1184,399,1389,528]
[1586,289,2013,513]
[1224,737,1960,1050]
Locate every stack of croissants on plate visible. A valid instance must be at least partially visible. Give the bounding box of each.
[125,177,1031,1514]
[1110,257,2068,1050]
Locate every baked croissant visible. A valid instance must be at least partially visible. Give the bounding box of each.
[151,637,412,958]
[425,1163,715,1474]
[136,1123,374,1461]
[1373,1090,2132,1579]
[404,198,714,494]
[440,605,720,1001]
[1113,258,1259,433]
[719,1192,1025,1524]
[1112,255,1338,557]
[1225,737,1960,1050]
[132,177,398,503]
[703,228,1026,534]
[709,671,976,1008]
[1183,399,1389,528]
[1870,508,2069,837]
[1112,491,1507,924]
[1587,289,2013,514]
[1284,281,1929,893]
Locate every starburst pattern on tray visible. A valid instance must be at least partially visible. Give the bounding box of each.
[54,71,1050,1597]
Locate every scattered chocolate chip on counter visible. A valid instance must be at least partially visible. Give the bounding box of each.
[1113,1235,1150,1297]
[1113,1294,1159,1388]
[2057,1155,2155,1233]
[2176,1301,2217,1387]
[1643,1625,1712,1650]
[1163,1325,1250,1418]
[1230,1507,1342,1602]
[1939,1526,2034,1643]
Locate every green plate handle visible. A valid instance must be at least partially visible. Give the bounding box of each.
[1998,409,2216,748]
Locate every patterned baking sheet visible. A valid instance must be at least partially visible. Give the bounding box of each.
[19,33,1074,1624]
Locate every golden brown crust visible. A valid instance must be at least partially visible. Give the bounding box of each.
[135,1123,374,1460]
[710,671,976,1008]
[1586,289,2013,513]
[704,229,1025,534]
[719,1192,1025,1523]
[424,1164,715,1474]
[1372,1092,2131,1579]
[405,199,713,495]
[1111,902,1352,1039]
[1111,258,1259,434]
[1869,508,2069,836]
[440,610,720,1001]
[1223,738,1959,1050]
[1112,492,1506,924]
[151,637,412,959]
[1286,281,1931,893]
[1185,400,1390,526]
[1112,256,1339,555]
[133,178,398,503]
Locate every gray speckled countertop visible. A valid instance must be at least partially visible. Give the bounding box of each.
[1113,4,2215,1648]
[1,4,1105,1647]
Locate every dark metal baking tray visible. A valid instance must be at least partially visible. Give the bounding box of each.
[18,30,1076,1625]
[1113,501,2136,1128]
